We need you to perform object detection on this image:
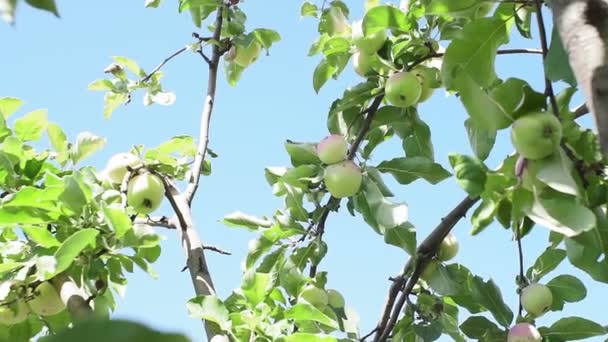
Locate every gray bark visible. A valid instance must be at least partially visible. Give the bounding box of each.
[550,0,608,152]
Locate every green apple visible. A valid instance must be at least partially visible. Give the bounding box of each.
[0,281,29,325]
[521,283,553,316]
[317,135,348,164]
[352,19,387,54]
[511,112,562,160]
[27,282,65,316]
[127,173,165,214]
[437,233,459,261]
[412,66,440,103]
[299,285,328,309]
[103,153,142,184]
[233,41,262,68]
[385,72,422,108]
[508,323,542,342]
[352,51,374,77]
[325,6,351,36]
[323,161,363,198]
[327,289,345,308]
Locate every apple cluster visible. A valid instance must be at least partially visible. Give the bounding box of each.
[384,66,442,108]
[317,135,362,198]
[101,153,165,215]
[298,284,345,311]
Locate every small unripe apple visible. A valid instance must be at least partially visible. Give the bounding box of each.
[127,173,165,214]
[511,112,562,160]
[0,281,29,325]
[323,161,363,198]
[317,135,348,164]
[233,41,262,68]
[521,283,553,316]
[352,51,374,77]
[436,233,459,261]
[385,72,422,108]
[352,20,387,54]
[27,282,65,316]
[412,66,440,103]
[299,285,328,309]
[103,153,142,184]
[508,323,542,342]
[327,289,345,308]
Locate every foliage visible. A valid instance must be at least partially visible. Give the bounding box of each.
[1,0,608,341]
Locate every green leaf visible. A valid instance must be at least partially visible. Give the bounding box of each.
[40,319,188,342]
[145,0,162,8]
[547,274,586,309]
[565,237,608,283]
[22,226,61,248]
[71,131,106,164]
[284,303,339,329]
[300,2,318,17]
[460,316,500,339]
[24,0,59,16]
[251,28,281,49]
[88,79,115,91]
[449,154,487,197]
[241,271,271,305]
[0,261,23,276]
[425,262,461,296]
[403,112,434,160]
[59,176,87,215]
[0,97,23,118]
[283,334,337,342]
[14,109,48,141]
[532,149,580,197]
[544,27,577,86]
[471,277,513,327]
[442,17,511,90]
[464,118,496,161]
[313,59,338,93]
[103,92,129,119]
[186,295,231,331]
[527,188,596,237]
[53,229,99,276]
[526,248,567,281]
[363,5,412,35]
[103,205,133,239]
[222,211,272,230]
[384,222,416,255]
[539,317,606,340]
[285,141,320,166]
[46,123,68,153]
[376,157,451,185]
[112,56,145,77]
[426,0,481,17]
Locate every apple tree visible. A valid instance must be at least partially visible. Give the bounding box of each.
[1,0,608,341]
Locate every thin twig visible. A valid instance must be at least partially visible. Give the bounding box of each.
[203,244,232,255]
[373,196,480,342]
[185,5,225,204]
[573,103,590,118]
[516,229,525,317]
[533,0,559,115]
[141,46,188,83]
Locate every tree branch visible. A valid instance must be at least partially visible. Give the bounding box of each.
[185,5,225,204]
[51,274,93,321]
[534,0,560,116]
[549,0,608,153]
[141,46,189,83]
[372,196,480,342]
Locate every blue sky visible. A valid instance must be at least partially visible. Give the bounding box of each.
[0,1,603,341]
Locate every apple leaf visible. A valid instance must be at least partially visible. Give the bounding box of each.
[565,237,608,283]
[52,228,99,277]
[460,316,501,339]
[471,277,513,327]
[0,97,23,118]
[300,2,318,17]
[313,59,338,93]
[464,118,496,161]
[426,0,480,17]
[24,0,59,16]
[376,157,451,185]
[425,262,460,296]
[285,141,320,166]
[547,274,586,311]
[223,211,273,231]
[14,109,48,142]
[103,92,129,119]
[449,154,488,197]
[544,27,577,86]
[241,270,272,305]
[525,248,567,281]
[284,303,339,329]
[282,333,337,342]
[384,223,416,255]
[532,148,580,197]
[362,5,412,35]
[442,17,511,90]
[470,198,497,235]
[187,295,231,331]
[39,319,189,342]
[22,225,61,248]
[103,205,133,239]
[403,112,434,160]
[527,188,596,237]
[539,317,606,340]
